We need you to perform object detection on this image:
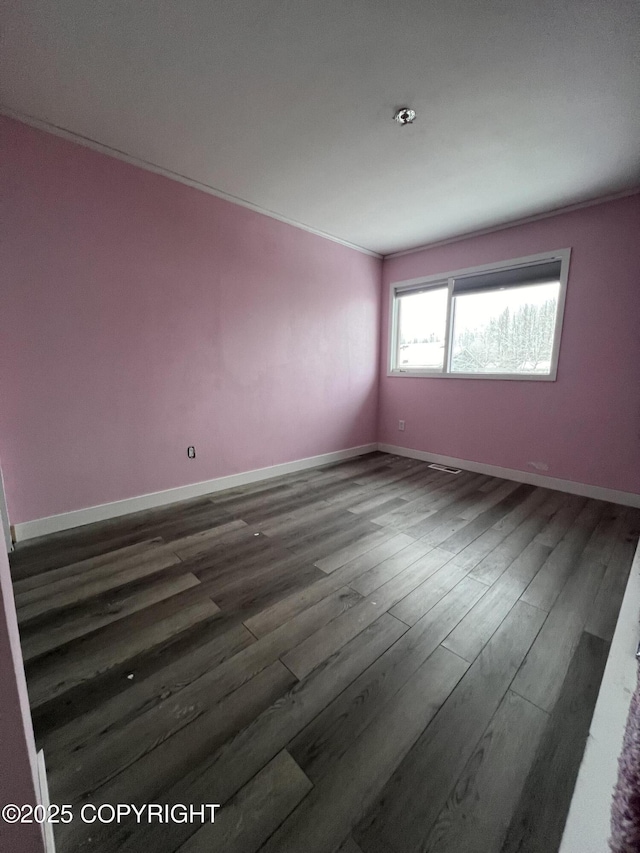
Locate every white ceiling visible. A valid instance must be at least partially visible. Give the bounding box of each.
[2,0,639,255]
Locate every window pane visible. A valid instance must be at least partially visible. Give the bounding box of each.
[397,287,448,370]
[450,282,560,375]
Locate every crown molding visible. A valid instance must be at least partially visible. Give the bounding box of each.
[0,105,383,260]
[384,186,640,259]
[4,105,638,263]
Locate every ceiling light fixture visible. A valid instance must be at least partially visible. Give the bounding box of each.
[393,107,416,125]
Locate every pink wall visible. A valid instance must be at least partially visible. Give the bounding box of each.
[2,115,638,526]
[0,116,381,524]
[379,194,640,495]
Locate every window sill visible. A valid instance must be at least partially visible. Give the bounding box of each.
[387,369,558,382]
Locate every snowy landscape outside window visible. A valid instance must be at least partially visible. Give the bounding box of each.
[389,250,570,381]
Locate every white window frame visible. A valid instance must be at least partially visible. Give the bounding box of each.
[388,248,571,381]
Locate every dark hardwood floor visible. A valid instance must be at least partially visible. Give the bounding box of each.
[9,452,640,853]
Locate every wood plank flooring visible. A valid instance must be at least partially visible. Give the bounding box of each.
[10,452,640,853]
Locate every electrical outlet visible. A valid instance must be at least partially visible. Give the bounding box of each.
[187,446,196,459]
[398,420,405,431]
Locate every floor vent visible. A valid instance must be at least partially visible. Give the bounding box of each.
[428,463,462,475]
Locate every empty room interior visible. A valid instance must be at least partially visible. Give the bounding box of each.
[1,2,640,852]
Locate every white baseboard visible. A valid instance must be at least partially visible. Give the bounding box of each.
[14,444,377,541]
[37,750,56,853]
[378,444,640,508]
[15,441,639,542]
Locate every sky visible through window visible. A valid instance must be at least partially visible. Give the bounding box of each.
[452,282,559,335]
[398,282,559,343]
[398,288,448,343]
[397,281,560,372]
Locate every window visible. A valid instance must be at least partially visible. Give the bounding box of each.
[389,249,570,381]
